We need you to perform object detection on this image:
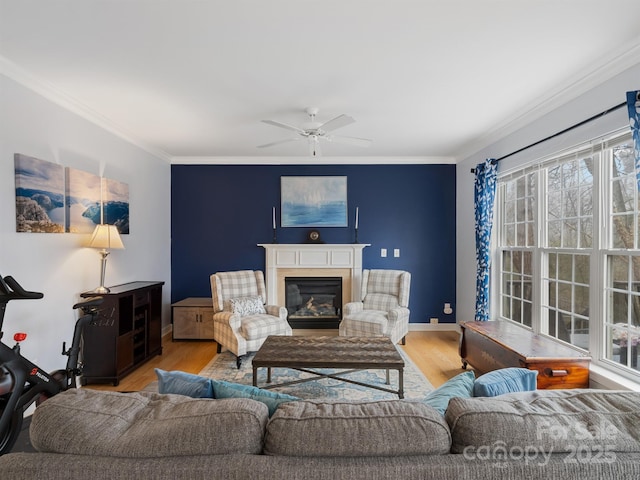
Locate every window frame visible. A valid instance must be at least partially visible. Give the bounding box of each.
[494,130,639,383]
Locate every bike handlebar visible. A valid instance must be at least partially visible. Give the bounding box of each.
[0,275,44,301]
[73,296,103,310]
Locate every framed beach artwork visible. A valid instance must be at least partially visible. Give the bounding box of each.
[281,176,348,227]
[14,154,65,233]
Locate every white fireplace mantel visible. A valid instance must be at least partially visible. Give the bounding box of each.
[258,243,370,306]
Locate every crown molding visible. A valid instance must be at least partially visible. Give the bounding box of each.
[0,55,172,163]
[456,36,640,162]
[170,155,455,165]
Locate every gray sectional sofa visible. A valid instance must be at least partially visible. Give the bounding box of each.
[0,388,639,479]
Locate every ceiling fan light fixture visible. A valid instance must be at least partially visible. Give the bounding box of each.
[309,135,321,157]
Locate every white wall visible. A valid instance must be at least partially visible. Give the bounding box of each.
[456,62,640,323]
[0,74,171,372]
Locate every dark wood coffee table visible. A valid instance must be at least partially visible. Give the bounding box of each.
[252,335,405,398]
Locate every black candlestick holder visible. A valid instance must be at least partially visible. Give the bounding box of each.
[354,227,359,244]
[272,227,278,244]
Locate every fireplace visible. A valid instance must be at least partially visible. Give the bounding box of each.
[285,277,342,329]
[259,243,369,329]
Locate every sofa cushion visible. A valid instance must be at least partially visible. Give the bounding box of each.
[155,368,213,398]
[211,379,298,416]
[264,400,451,457]
[473,367,538,397]
[423,371,475,414]
[446,389,640,454]
[30,389,268,457]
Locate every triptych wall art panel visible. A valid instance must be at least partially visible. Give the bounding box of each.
[65,167,102,234]
[14,154,129,234]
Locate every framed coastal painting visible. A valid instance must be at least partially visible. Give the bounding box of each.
[14,154,65,233]
[281,176,347,227]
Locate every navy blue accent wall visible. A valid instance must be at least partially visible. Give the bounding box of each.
[171,164,457,323]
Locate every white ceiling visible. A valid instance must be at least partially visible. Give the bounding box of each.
[1,0,640,162]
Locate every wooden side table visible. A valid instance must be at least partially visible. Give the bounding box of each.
[172,297,215,340]
[459,320,591,389]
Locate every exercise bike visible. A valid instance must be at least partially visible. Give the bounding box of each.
[0,274,103,455]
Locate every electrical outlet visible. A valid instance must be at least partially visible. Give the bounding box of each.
[444,303,453,314]
[381,248,387,257]
[430,318,438,324]
[393,248,400,257]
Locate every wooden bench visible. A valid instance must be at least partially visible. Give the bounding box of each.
[459,320,591,389]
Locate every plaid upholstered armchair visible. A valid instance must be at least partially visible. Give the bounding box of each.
[210,270,292,368]
[339,269,411,345]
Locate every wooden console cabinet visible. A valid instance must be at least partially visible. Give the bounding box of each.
[80,281,164,386]
[459,320,591,389]
[171,297,215,340]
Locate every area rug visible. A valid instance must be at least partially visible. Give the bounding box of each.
[198,347,433,401]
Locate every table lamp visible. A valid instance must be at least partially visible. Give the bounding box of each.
[88,224,124,293]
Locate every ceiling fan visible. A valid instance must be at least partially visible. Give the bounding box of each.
[257,107,372,156]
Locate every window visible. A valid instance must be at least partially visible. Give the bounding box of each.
[605,254,640,370]
[604,142,640,372]
[498,173,535,327]
[541,152,594,348]
[501,174,536,248]
[545,156,594,249]
[501,250,533,327]
[542,252,590,347]
[496,131,639,380]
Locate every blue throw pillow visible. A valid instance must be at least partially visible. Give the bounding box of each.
[155,369,214,398]
[210,379,298,416]
[423,371,475,415]
[473,367,538,397]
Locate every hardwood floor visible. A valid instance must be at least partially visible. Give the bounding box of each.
[403,330,465,387]
[85,338,215,392]
[84,330,464,392]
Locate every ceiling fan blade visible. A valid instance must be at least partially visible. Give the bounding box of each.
[326,135,373,148]
[318,114,355,132]
[256,138,300,148]
[262,119,305,134]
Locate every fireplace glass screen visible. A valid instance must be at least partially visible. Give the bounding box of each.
[284,277,342,329]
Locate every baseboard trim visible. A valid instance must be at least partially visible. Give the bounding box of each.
[178,322,460,340]
[292,324,460,334]
[409,323,461,332]
[162,325,173,338]
[291,324,461,334]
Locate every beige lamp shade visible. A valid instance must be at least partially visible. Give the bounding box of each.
[88,224,124,293]
[88,224,124,250]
